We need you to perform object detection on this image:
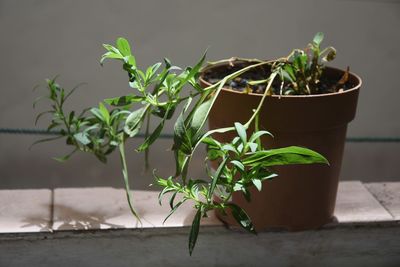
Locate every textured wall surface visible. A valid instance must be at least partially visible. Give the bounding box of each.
[0,0,399,188]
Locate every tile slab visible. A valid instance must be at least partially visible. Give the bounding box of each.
[334,181,393,223]
[2,181,396,233]
[0,189,52,233]
[365,182,400,220]
[53,188,222,231]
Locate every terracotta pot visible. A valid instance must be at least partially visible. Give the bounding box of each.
[199,61,361,231]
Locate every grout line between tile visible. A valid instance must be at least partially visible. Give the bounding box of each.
[49,189,54,232]
[364,183,396,220]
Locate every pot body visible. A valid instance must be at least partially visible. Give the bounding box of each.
[200,65,361,231]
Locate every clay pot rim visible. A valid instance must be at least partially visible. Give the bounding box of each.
[199,61,362,99]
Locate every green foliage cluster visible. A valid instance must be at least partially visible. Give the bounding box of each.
[270,32,339,95]
[34,33,330,255]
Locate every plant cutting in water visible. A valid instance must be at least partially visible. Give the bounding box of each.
[34,33,337,254]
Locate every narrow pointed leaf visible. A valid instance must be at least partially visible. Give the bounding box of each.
[234,122,247,145]
[189,208,202,255]
[98,102,110,125]
[116,37,131,57]
[163,199,186,224]
[249,130,273,143]
[124,106,147,137]
[313,32,324,46]
[104,95,143,106]
[137,119,164,152]
[73,132,91,145]
[190,99,212,139]
[207,156,228,200]
[243,146,329,167]
[53,148,78,163]
[252,179,262,191]
[227,203,256,234]
[177,51,206,91]
[230,160,244,171]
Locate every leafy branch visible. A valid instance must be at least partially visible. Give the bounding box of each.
[34,34,331,255]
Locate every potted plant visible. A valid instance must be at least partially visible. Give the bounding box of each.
[199,32,361,231]
[33,34,337,254]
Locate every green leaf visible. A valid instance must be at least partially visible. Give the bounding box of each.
[124,106,147,137]
[247,142,258,153]
[173,111,192,155]
[33,95,48,108]
[137,117,165,152]
[189,208,202,255]
[73,132,91,145]
[190,99,212,139]
[206,148,224,161]
[100,52,123,65]
[104,95,143,107]
[169,191,178,209]
[103,44,120,54]
[283,65,296,81]
[172,97,193,154]
[174,149,189,177]
[249,130,273,143]
[53,148,78,163]
[313,32,324,47]
[47,121,60,131]
[176,50,206,92]
[221,144,238,154]
[68,111,75,125]
[261,173,278,181]
[158,186,175,205]
[155,175,169,187]
[152,105,176,119]
[34,110,53,125]
[207,156,228,200]
[231,160,244,172]
[252,179,262,191]
[98,102,110,125]
[163,199,186,224]
[234,122,247,145]
[126,55,136,67]
[227,203,255,234]
[90,108,104,122]
[116,37,131,57]
[29,135,64,150]
[63,82,87,104]
[201,137,221,148]
[145,62,162,82]
[243,146,329,167]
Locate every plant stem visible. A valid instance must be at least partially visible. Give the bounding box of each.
[118,138,141,224]
[244,72,277,129]
[144,111,151,171]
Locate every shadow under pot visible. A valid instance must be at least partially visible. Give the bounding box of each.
[199,60,362,231]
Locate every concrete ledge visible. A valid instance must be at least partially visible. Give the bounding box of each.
[1,181,400,267]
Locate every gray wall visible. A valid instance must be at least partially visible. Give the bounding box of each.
[0,0,399,189]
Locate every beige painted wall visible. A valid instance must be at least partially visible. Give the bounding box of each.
[0,0,399,189]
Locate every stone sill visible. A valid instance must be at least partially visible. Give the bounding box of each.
[1,181,400,267]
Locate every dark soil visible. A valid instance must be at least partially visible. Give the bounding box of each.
[202,61,356,95]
